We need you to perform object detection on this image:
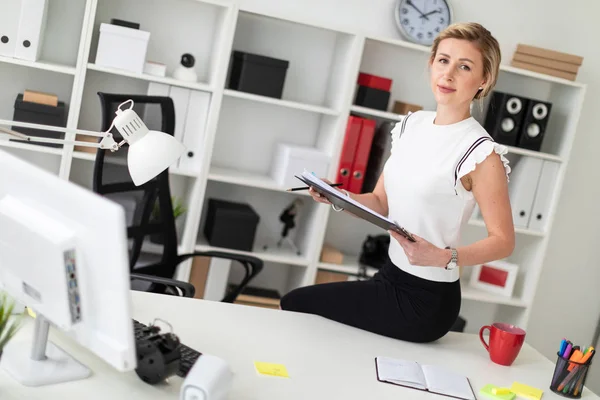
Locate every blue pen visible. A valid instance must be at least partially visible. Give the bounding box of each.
[560,339,567,356]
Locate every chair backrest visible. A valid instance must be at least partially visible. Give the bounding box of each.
[93,92,180,278]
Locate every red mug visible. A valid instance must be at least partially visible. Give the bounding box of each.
[479,323,526,366]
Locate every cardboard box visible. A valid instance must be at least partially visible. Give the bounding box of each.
[510,60,577,81]
[235,294,280,309]
[315,270,350,284]
[23,90,58,107]
[189,255,211,299]
[516,44,583,66]
[74,134,99,154]
[320,244,343,264]
[393,101,423,115]
[512,53,579,74]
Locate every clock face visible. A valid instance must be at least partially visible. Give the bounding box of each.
[395,0,452,46]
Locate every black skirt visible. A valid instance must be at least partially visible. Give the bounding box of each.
[280,256,461,343]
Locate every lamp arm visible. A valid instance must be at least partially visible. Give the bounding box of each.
[0,121,119,151]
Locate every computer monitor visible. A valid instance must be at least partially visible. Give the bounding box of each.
[0,148,136,386]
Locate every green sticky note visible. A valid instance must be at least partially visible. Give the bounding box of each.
[479,384,516,400]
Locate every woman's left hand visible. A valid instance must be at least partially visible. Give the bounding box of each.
[389,231,449,267]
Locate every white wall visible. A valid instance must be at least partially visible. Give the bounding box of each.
[239,0,600,391]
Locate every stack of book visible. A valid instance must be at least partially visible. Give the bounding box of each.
[511,44,583,81]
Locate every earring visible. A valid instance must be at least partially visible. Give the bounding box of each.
[478,87,483,90]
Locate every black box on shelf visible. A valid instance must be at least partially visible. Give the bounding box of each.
[204,198,260,251]
[11,94,67,148]
[354,85,390,111]
[227,50,289,99]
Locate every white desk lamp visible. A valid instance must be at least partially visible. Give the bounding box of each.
[0,99,186,186]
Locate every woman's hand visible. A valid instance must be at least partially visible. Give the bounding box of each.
[308,178,337,205]
[389,231,449,268]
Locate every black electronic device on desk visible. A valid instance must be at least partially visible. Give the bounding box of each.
[133,319,234,399]
[133,319,202,383]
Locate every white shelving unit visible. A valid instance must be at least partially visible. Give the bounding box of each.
[0,0,586,334]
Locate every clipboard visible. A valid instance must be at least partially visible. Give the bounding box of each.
[294,172,416,242]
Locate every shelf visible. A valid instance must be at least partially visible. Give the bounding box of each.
[223,89,339,116]
[468,218,545,237]
[208,166,311,196]
[505,145,563,163]
[350,105,404,121]
[461,285,529,308]
[195,236,310,267]
[366,35,432,54]
[71,150,96,161]
[0,139,63,156]
[73,150,196,177]
[500,64,585,88]
[0,55,76,75]
[365,35,585,89]
[87,63,213,92]
[318,256,378,277]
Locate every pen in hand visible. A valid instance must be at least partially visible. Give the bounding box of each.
[286,183,343,192]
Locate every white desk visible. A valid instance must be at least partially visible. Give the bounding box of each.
[0,291,598,399]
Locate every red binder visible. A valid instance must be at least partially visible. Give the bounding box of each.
[348,118,376,193]
[336,116,363,189]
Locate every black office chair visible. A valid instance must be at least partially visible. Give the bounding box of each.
[92,92,263,301]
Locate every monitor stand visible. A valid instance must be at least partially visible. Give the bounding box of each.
[0,314,91,386]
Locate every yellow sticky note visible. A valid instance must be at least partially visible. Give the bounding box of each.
[492,388,511,395]
[479,384,515,400]
[510,382,543,400]
[254,361,289,378]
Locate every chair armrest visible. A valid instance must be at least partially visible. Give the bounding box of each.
[176,251,263,270]
[176,251,264,303]
[130,272,196,298]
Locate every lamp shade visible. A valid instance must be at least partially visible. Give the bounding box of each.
[128,130,186,186]
[111,100,186,186]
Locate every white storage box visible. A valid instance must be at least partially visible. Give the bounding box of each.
[95,23,150,73]
[271,143,330,189]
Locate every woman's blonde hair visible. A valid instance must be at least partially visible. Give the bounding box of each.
[429,22,501,100]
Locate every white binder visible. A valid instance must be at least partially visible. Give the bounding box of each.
[145,82,170,132]
[508,156,543,229]
[145,83,210,173]
[168,86,192,146]
[0,0,23,58]
[528,160,560,232]
[179,90,210,173]
[14,0,48,61]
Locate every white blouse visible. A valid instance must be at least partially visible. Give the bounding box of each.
[383,110,511,282]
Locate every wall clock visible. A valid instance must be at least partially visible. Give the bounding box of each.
[394,0,453,46]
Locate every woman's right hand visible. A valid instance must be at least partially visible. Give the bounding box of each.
[308,178,335,205]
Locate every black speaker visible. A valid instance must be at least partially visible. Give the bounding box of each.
[517,99,552,151]
[483,91,528,146]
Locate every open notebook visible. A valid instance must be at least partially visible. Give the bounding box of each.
[375,357,476,400]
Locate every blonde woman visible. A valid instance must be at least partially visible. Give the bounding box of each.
[280,22,515,343]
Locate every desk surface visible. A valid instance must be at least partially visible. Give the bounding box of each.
[0,291,598,399]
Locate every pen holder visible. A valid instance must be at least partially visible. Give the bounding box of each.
[550,352,592,398]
